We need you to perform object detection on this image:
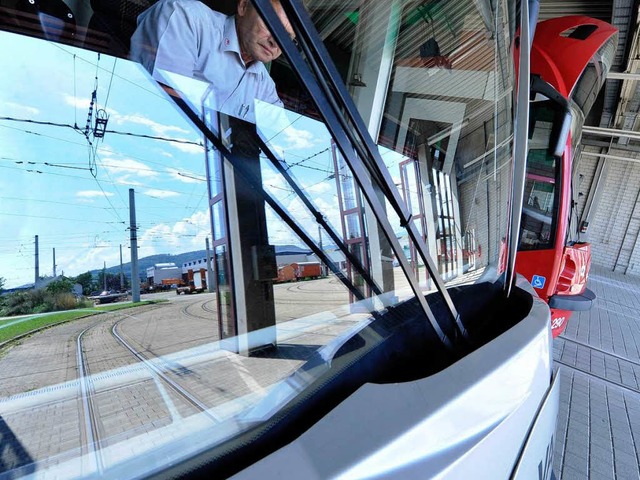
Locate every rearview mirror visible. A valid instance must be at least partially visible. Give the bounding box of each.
[553,108,572,158]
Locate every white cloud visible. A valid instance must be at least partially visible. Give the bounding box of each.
[261,171,341,247]
[167,167,206,184]
[62,94,120,115]
[77,190,114,198]
[143,189,180,198]
[265,207,308,247]
[170,141,205,155]
[305,181,332,195]
[76,107,202,156]
[138,211,210,255]
[285,126,316,150]
[100,157,158,178]
[264,170,335,210]
[72,105,203,155]
[5,101,40,116]
[111,112,190,138]
[63,94,91,110]
[272,126,319,152]
[60,241,123,279]
[114,175,144,187]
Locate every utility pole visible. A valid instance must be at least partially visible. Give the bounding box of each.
[119,244,124,291]
[53,248,56,277]
[34,235,39,286]
[129,189,140,302]
[103,261,107,291]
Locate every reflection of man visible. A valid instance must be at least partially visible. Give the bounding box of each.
[532,196,541,209]
[130,0,295,119]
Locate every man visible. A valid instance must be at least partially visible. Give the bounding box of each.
[130,0,295,119]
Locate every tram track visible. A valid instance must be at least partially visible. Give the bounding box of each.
[559,335,640,369]
[76,322,106,473]
[74,311,219,468]
[111,320,219,420]
[180,296,218,321]
[201,299,218,314]
[555,335,640,396]
[282,282,345,295]
[554,359,640,396]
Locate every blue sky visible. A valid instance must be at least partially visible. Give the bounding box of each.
[0,31,406,289]
[1,32,213,288]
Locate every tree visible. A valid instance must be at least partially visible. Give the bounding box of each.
[96,272,122,292]
[45,277,75,294]
[0,276,5,292]
[73,271,95,295]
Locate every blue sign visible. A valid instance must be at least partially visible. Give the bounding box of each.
[532,275,546,289]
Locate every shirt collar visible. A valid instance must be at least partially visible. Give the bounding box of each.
[223,15,262,74]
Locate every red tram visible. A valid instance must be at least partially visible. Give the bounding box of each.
[516,16,618,337]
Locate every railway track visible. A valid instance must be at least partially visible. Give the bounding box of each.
[180,296,218,321]
[201,299,218,315]
[555,335,640,396]
[282,279,345,294]
[111,320,218,417]
[76,322,105,473]
[75,312,219,469]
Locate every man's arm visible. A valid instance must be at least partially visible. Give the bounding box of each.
[129,0,211,80]
[259,68,284,108]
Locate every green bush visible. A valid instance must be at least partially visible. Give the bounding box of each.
[46,277,75,295]
[77,298,94,309]
[2,291,47,316]
[52,292,78,310]
[0,288,88,317]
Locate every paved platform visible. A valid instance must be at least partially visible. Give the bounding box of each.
[553,265,640,480]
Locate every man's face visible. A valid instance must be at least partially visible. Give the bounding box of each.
[236,0,295,64]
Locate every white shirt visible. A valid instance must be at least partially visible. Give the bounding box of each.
[129,0,283,121]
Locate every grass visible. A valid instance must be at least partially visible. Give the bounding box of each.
[0,300,167,345]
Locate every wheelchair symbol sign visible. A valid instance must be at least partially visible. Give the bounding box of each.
[532,275,546,289]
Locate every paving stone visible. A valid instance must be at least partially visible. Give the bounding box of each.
[613,459,640,480]
[590,444,614,464]
[561,464,589,480]
[554,266,640,480]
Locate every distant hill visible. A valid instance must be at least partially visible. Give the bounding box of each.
[4,244,330,290]
[93,245,314,280]
[92,250,205,280]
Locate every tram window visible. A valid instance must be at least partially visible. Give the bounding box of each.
[519,101,561,251]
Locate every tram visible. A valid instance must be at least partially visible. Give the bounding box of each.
[0,0,561,479]
[516,15,618,337]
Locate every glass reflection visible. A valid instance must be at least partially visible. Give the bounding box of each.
[0,0,518,477]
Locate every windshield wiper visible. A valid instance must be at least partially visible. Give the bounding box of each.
[255,0,470,351]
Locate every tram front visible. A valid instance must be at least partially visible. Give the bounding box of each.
[0,0,559,478]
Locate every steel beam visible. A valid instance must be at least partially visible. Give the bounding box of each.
[582,126,640,141]
[580,151,640,163]
[607,71,640,81]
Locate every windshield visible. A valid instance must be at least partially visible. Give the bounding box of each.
[0,0,516,477]
[519,99,562,251]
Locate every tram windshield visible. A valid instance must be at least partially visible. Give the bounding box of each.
[519,99,563,251]
[0,0,518,478]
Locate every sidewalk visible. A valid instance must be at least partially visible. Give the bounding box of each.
[553,265,640,479]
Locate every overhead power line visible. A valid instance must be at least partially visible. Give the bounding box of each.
[0,211,126,224]
[0,157,206,198]
[0,116,203,147]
